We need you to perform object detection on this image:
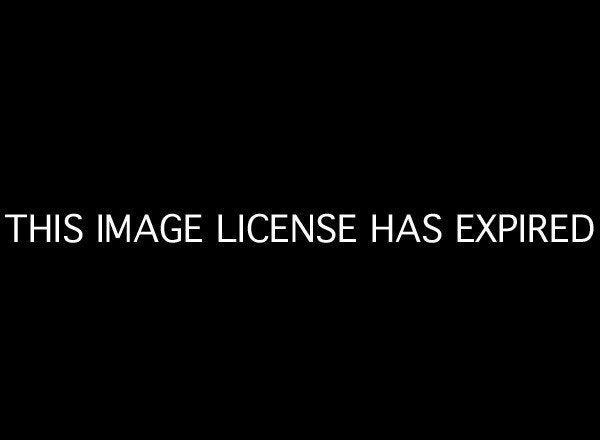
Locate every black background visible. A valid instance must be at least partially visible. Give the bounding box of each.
[1,6,597,434]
